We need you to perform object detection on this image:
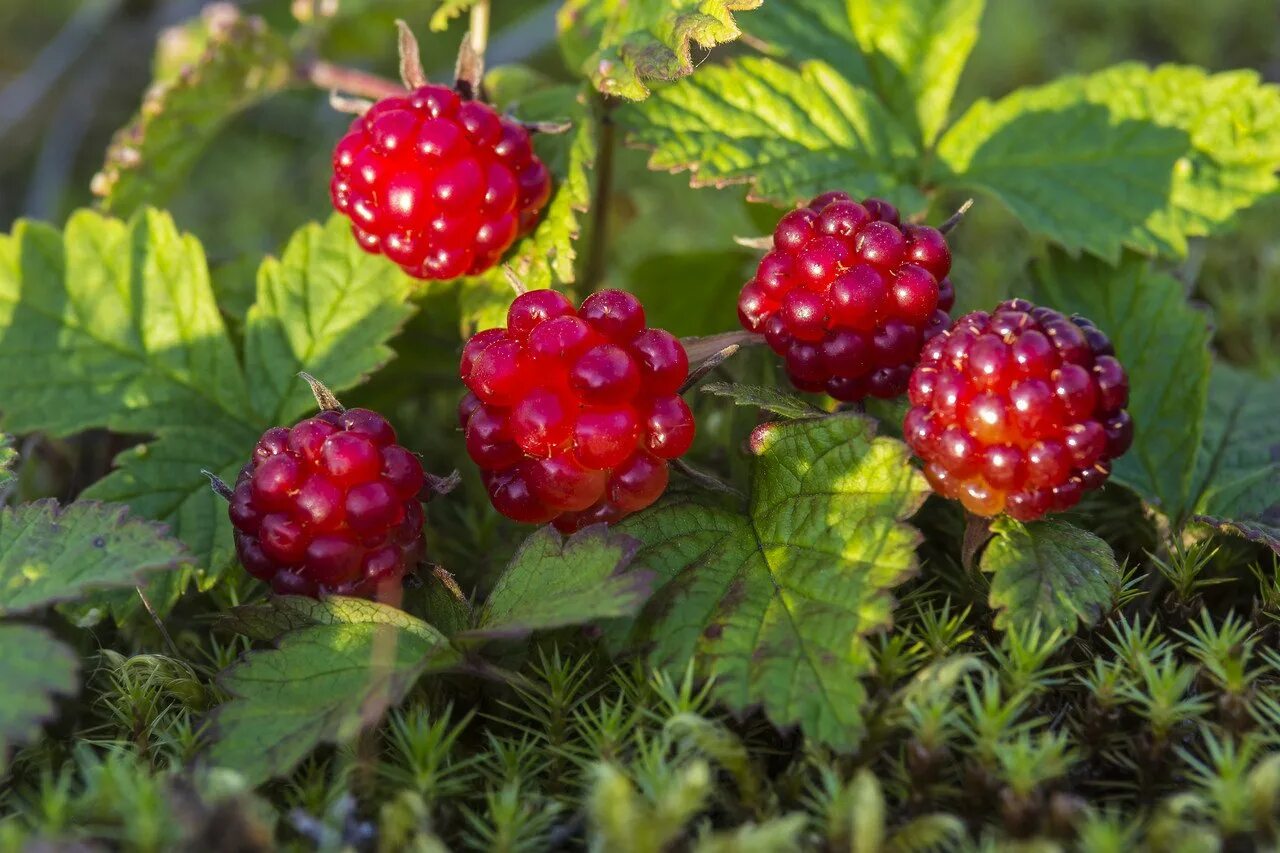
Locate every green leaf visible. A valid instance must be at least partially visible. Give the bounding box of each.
[1031,251,1211,520]
[207,621,451,784]
[1191,365,1280,554]
[92,7,295,216]
[935,64,1280,260]
[618,414,929,748]
[244,216,416,424]
[557,0,762,101]
[700,382,825,420]
[0,210,416,608]
[221,594,454,645]
[0,625,79,767]
[458,78,596,333]
[0,500,187,616]
[0,435,15,490]
[981,518,1119,634]
[622,56,925,209]
[934,99,1186,262]
[846,0,984,147]
[462,525,652,641]
[751,0,984,147]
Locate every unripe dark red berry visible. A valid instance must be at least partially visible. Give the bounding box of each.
[460,289,694,532]
[903,300,1132,520]
[331,86,552,280]
[738,192,955,401]
[231,407,427,599]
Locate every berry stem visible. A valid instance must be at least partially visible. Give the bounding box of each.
[961,510,994,572]
[469,0,491,62]
[680,343,741,394]
[680,330,763,366]
[939,198,975,235]
[304,59,405,101]
[135,586,180,658]
[583,103,616,291]
[501,265,529,296]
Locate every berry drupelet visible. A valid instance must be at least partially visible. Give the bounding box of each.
[230,408,428,599]
[737,191,955,401]
[460,289,694,532]
[903,299,1133,521]
[330,85,552,280]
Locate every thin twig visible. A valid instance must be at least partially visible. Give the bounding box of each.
[502,265,528,296]
[939,198,975,235]
[583,103,616,291]
[961,510,993,572]
[672,459,745,500]
[136,586,180,657]
[469,0,491,60]
[680,330,762,366]
[734,235,774,251]
[680,344,741,394]
[304,59,404,101]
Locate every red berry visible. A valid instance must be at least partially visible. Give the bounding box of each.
[459,289,693,531]
[739,192,957,401]
[230,408,428,599]
[330,85,552,280]
[903,301,1132,520]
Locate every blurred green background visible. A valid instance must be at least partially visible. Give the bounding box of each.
[2,0,1277,369]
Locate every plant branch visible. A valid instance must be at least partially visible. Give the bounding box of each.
[583,102,616,291]
[939,198,975,235]
[303,59,405,101]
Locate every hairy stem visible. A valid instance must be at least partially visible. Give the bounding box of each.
[304,59,404,100]
[583,102,616,291]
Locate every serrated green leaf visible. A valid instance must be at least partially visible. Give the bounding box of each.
[244,215,416,423]
[458,79,596,334]
[462,525,652,641]
[935,100,1186,262]
[622,56,925,210]
[1191,365,1280,554]
[618,414,929,748]
[93,7,294,216]
[0,500,187,616]
[207,621,450,785]
[847,0,984,147]
[935,64,1280,259]
[0,435,15,490]
[700,382,825,420]
[0,210,417,610]
[1031,251,1212,519]
[557,0,762,101]
[751,0,984,148]
[981,518,1118,634]
[0,625,79,768]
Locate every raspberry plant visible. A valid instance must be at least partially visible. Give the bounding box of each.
[0,1,1278,849]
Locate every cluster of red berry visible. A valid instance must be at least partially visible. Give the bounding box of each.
[737,192,954,401]
[223,81,1133,602]
[903,300,1132,520]
[230,408,427,598]
[459,289,694,532]
[331,84,551,280]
